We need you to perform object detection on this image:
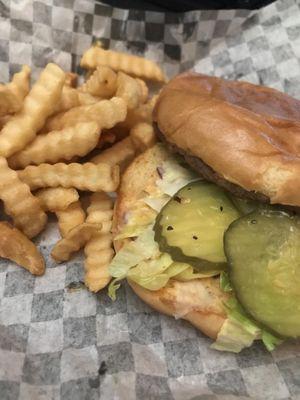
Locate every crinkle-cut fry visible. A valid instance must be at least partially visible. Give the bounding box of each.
[96,130,116,149]
[44,97,127,132]
[91,137,136,171]
[18,162,120,192]
[0,115,11,130]
[0,64,65,158]
[54,86,80,113]
[130,122,157,152]
[0,157,47,238]
[51,222,102,262]
[65,72,78,87]
[56,200,85,237]
[80,46,166,82]
[9,122,100,169]
[84,192,114,292]
[35,187,79,212]
[116,72,144,110]
[77,91,101,106]
[80,66,117,98]
[0,65,31,116]
[119,95,158,130]
[136,78,148,103]
[0,222,45,275]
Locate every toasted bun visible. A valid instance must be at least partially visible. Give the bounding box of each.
[114,144,228,339]
[154,73,300,207]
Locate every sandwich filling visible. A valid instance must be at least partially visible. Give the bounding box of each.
[107,144,296,353]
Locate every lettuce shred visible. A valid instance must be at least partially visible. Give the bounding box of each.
[212,297,282,353]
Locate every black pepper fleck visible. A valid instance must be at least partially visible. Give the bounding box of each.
[251,219,257,224]
[167,226,174,231]
[174,196,182,203]
[220,206,223,212]
[193,235,198,240]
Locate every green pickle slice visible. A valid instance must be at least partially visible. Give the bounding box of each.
[154,181,240,272]
[225,210,300,338]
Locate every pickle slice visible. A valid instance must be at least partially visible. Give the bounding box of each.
[225,210,300,338]
[154,181,240,271]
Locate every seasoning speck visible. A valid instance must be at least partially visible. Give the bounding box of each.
[220,206,223,212]
[98,361,107,376]
[156,167,164,179]
[167,226,174,231]
[193,235,198,240]
[174,196,181,203]
[251,219,257,224]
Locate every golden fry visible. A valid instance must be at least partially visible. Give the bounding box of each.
[51,222,102,262]
[56,200,85,237]
[130,122,157,152]
[77,91,101,106]
[65,72,78,87]
[119,94,158,130]
[0,115,11,130]
[116,72,144,110]
[0,65,31,116]
[0,157,47,238]
[80,46,166,82]
[91,137,136,171]
[0,222,45,275]
[9,122,100,168]
[136,78,148,103]
[44,97,127,132]
[84,192,114,292]
[35,187,79,212]
[18,162,120,192]
[80,66,117,97]
[54,86,80,113]
[0,63,65,158]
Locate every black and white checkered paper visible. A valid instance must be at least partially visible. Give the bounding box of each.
[0,1,300,399]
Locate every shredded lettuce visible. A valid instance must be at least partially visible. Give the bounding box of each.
[212,297,282,353]
[156,158,198,197]
[175,265,220,280]
[220,271,233,292]
[108,226,159,279]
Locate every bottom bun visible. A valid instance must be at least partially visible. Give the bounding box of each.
[115,144,228,340]
[128,278,227,339]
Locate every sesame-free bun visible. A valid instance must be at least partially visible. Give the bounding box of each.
[153,73,300,207]
[113,144,228,339]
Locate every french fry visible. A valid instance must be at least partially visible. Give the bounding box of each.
[65,72,78,87]
[54,86,80,113]
[9,122,100,168]
[0,115,11,130]
[56,200,85,237]
[0,157,47,238]
[119,95,158,130]
[80,66,117,97]
[51,222,102,262]
[44,97,127,132]
[18,162,120,192]
[77,91,101,106]
[136,78,149,103]
[0,63,65,158]
[0,65,31,116]
[0,222,45,275]
[36,187,79,212]
[91,137,136,171]
[84,193,114,292]
[130,122,157,152]
[116,72,144,110]
[80,46,166,82]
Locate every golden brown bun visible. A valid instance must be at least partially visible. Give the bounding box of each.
[114,144,228,339]
[153,73,300,207]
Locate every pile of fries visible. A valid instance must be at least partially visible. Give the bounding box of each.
[0,43,166,293]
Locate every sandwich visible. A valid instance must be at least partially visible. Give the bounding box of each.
[108,72,300,352]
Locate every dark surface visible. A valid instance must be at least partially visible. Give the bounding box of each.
[99,0,276,11]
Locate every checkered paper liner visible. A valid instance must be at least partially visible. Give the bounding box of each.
[0,0,300,399]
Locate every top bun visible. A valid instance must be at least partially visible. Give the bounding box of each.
[153,73,300,207]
